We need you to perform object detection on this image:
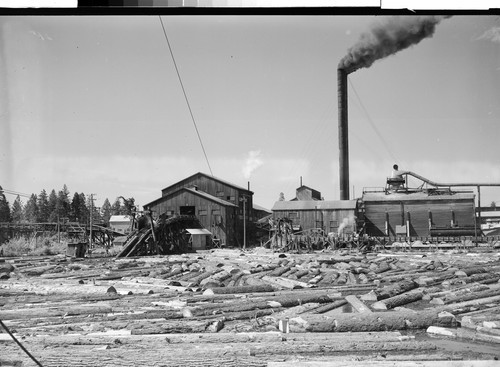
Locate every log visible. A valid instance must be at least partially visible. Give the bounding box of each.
[260,275,312,289]
[187,269,222,286]
[441,286,500,305]
[427,325,500,344]
[203,284,277,295]
[371,289,425,310]
[188,293,338,317]
[455,266,489,277]
[0,303,113,320]
[442,294,500,313]
[131,319,224,334]
[429,284,491,304]
[344,295,372,313]
[305,299,348,314]
[361,280,418,301]
[287,309,457,332]
[29,331,285,346]
[248,340,437,356]
[269,265,292,277]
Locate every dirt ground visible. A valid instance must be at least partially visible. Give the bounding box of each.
[1,247,500,366]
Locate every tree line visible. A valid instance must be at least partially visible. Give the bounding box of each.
[0,184,135,226]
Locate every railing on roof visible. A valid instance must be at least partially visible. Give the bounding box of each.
[362,187,385,194]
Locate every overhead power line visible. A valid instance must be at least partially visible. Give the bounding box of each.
[158,16,214,177]
[348,77,398,163]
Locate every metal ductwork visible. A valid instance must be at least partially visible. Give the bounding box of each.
[338,68,349,200]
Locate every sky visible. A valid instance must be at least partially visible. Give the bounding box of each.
[1,15,500,210]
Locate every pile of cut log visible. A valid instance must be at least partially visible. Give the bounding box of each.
[1,247,500,366]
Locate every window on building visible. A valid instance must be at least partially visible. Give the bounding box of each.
[289,212,298,219]
[216,191,224,197]
[199,209,207,215]
[329,220,338,232]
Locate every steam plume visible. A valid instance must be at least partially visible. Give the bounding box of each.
[242,150,263,180]
[339,16,450,73]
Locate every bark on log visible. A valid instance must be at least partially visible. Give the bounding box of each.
[440,285,500,305]
[305,299,348,314]
[427,326,500,344]
[188,293,337,317]
[287,309,457,332]
[203,284,277,295]
[0,304,113,320]
[248,340,437,356]
[269,266,292,277]
[260,276,312,289]
[131,319,224,334]
[361,280,418,301]
[429,284,490,304]
[371,287,441,311]
[455,266,489,277]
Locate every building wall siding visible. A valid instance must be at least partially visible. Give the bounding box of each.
[273,209,356,234]
[364,198,475,237]
[147,190,237,246]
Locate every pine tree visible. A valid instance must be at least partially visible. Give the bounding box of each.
[37,189,49,222]
[111,198,122,216]
[79,193,89,224]
[24,194,39,223]
[11,195,24,223]
[56,184,71,221]
[101,198,112,225]
[48,189,58,222]
[0,186,11,222]
[70,192,82,222]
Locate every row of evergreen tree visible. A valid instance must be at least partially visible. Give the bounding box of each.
[0,185,135,226]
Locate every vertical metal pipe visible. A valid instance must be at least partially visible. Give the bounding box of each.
[338,68,349,200]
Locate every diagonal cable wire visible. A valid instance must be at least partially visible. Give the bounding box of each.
[348,77,398,163]
[0,318,44,366]
[158,16,214,177]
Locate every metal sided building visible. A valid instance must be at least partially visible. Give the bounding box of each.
[361,190,476,238]
[271,200,358,234]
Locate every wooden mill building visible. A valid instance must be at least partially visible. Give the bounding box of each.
[361,190,476,238]
[143,172,259,247]
[271,186,358,234]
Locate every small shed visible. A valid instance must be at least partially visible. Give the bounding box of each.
[186,228,212,250]
[109,215,132,235]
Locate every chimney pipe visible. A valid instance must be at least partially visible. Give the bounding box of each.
[338,68,349,200]
[248,181,250,191]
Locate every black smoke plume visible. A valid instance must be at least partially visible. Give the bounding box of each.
[339,16,450,73]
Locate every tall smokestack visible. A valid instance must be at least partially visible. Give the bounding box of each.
[338,68,349,201]
[337,16,450,200]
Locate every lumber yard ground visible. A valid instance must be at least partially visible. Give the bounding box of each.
[1,246,500,367]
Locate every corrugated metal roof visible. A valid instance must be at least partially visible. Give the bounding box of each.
[184,187,238,207]
[186,228,212,235]
[109,215,132,222]
[479,211,500,218]
[362,191,475,202]
[271,200,357,211]
[253,203,272,213]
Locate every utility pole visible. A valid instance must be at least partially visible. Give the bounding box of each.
[240,196,247,250]
[89,194,96,251]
